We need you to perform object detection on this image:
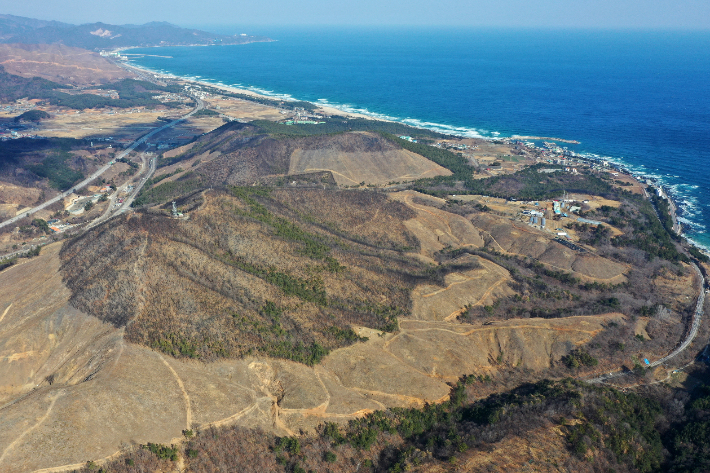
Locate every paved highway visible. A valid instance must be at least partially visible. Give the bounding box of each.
[116,154,155,214]
[588,262,706,384]
[95,97,203,221]
[85,152,149,230]
[647,264,706,367]
[0,160,113,231]
[0,97,203,231]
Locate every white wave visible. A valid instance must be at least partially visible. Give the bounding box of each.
[686,234,710,253]
[577,150,709,237]
[127,57,710,241]
[678,217,706,230]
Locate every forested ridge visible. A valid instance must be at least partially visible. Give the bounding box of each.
[0,69,183,109]
[0,137,91,191]
[40,115,705,472]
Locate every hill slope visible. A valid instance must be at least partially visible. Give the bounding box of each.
[133,122,452,206]
[0,241,629,472]
[61,187,431,363]
[288,131,452,185]
[0,176,700,471]
[0,43,136,85]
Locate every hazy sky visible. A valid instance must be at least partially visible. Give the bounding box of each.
[4,0,710,29]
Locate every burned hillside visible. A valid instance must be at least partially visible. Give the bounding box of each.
[60,187,471,364]
[132,122,451,207]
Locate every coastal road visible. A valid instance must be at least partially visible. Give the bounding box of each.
[644,185,683,235]
[588,263,706,384]
[115,154,156,214]
[0,97,203,231]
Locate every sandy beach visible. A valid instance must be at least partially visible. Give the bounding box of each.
[120,60,376,121]
[118,55,710,260]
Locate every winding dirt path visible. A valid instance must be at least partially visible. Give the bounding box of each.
[156,353,192,430]
[403,194,461,244]
[350,387,448,408]
[420,273,480,299]
[279,370,332,419]
[443,278,509,322]
[30,449,129,473]
[0,392,62,466]
[402,323,607,338]
[0,303,12,324]
[297,168,360,185]
[480,229,508,253]
[200,403,260,430]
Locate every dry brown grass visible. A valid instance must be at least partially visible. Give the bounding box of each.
[0,43,136,86]
[0,240,614,472]
[470,212,627,283]
[0,189,697,472]
[289,132,451,185]
[0,181,42,213]
[60,188,433,363]
[153,126,451,190]
[201,95,285,121]
[36,109,169,139]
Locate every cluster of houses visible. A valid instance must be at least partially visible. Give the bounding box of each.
[517,197,588,235]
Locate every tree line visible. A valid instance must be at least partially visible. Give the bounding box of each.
[77,375,710,472]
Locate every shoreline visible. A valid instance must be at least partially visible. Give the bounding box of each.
[511,135,580,144]
[111,38,275,53]
[118,55,709,258]
[572,154,709,257]
[119,59,377,121]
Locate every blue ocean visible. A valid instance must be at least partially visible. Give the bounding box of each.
[127,28,710,250]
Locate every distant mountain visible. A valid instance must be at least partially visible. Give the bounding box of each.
[0,14,71,41]
[0,14,271,49]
